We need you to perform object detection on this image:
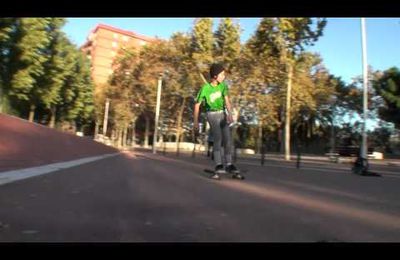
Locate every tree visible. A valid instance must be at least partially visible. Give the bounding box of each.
[5,18,52,121]
[108,47,141,147]
[56,46,94,132]
[0,18,16,113]
[190,18,214,83]
[243,19,285,152]
[249,18,326,160]
[290,52,337,148]
[368,126,393,153]
[108,40,172,147]
[73,53,95,132]
[213,18,241,70]
[372,67,400,129]
[36,18,68,127]
[167,33,197,149]
[0,18,94,132]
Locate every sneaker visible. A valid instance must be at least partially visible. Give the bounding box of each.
[210,173,220,180]
[226,164,240,174]
[226,164,245,180]
[232,172,245,180]
[215,164,226,174]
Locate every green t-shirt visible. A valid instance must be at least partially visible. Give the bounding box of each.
[195,82,229,111]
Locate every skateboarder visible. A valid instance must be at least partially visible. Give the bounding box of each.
[193,63,244,180]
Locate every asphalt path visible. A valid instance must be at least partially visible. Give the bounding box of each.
[1,150,400,242]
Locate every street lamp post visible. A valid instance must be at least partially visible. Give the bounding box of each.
[352,18,373,175]
[329,95,337,155]
[152,72,163,154]
[361,18,368,161]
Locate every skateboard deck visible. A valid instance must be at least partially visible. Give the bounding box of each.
[203,168,246,180]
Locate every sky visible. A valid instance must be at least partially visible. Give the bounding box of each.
[63,17,400,85]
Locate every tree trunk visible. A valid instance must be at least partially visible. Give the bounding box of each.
[175,98,186,152]
[131,119,136,148]
[122,126,127,148]
[285,63,293,161]
[103,98,110,136]
[144,116,150,148]
[330,118,335,153]
[176,133,182,156]
[48,106,56,128]
[117,128,123,149]
[0,87,3,113]
[235,107,242,145]
[279,127,284,153]
[94,121,100,138]
[257,120,263,154]
[28,104,36,122]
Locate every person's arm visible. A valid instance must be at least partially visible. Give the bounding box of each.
[193,102,201,132]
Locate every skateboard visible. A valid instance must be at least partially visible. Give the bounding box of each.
[204,168,246,180]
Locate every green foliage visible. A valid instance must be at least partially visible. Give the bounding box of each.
[57,50,94,122]
[213,18,241,70]
[190,18,215,80]
[373,67,400,128]
[7,18,51,102]
[37,18,68,110]
[0,18,94,129]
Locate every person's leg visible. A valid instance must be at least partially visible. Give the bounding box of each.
[221,116,233,165]
[207,113,223,166]
[221,115,243,178]
[210,142,214,160]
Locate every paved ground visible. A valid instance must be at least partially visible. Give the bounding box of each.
[1,149,400,242]
[1,113,400,242]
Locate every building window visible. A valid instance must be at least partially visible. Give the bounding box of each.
[112,41,118,47]
[123,36,128,42]
[140,41,146,46]
[113,33,118,39]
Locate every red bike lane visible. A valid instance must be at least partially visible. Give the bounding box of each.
[0,113,118,172]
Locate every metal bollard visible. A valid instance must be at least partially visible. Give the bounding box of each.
[192,143,196,158]
[233,141,237,163]
[163,142,166,156]
[191,132,197,158]
[296,144,301,169]
[261,145,265,166]
[352,154,369,175]
[176,140,180,157]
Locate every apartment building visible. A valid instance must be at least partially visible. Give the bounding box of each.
[81,23,154,84]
